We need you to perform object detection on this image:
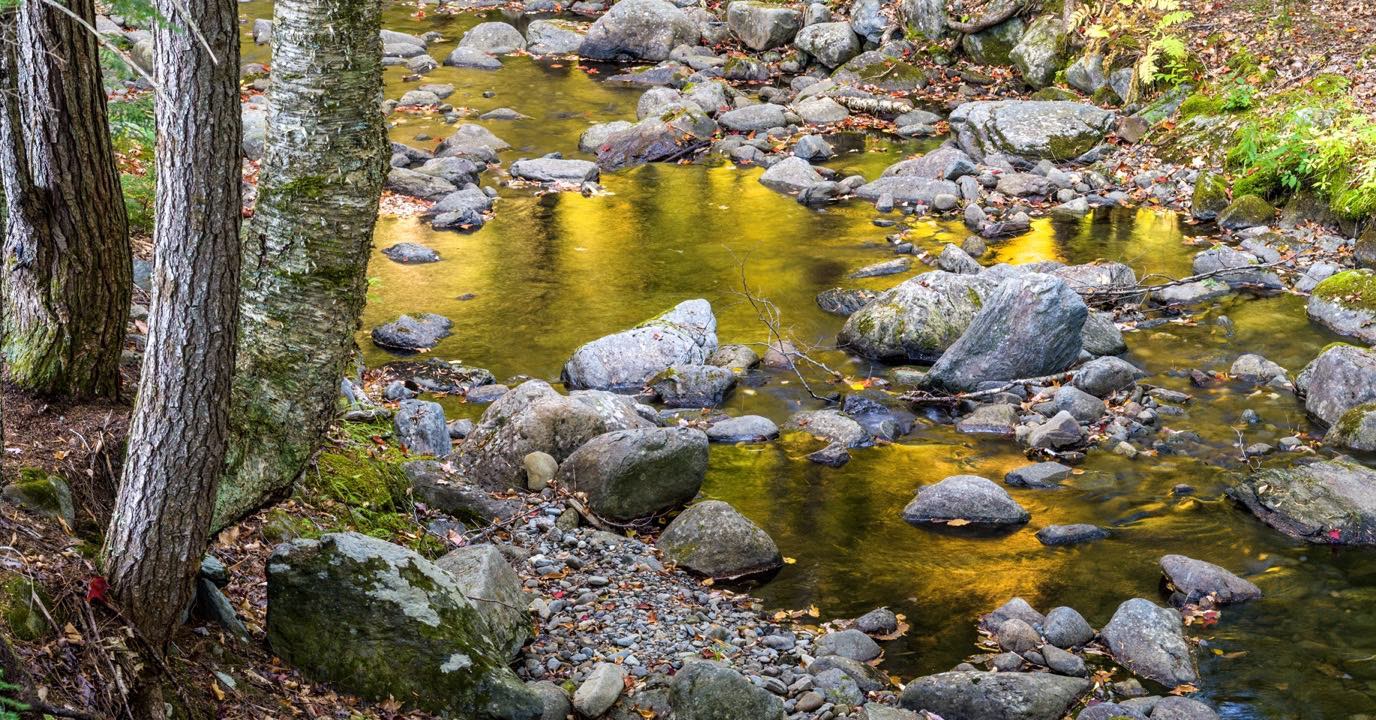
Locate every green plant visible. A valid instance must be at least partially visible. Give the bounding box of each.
[0,668,29,719]
[1220,82,1255,111]
[1070,0,1196,101]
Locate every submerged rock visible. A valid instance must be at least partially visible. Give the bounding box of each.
[267,533,540,719]
[555,427,708,521]
[899,671,1089,720]
[659,500,783,579]
[1100,598,1198,688]
[902,475,1031,529]
[563,299,718,391]
[1036,524,1109,547]
[1229,457,1376,544]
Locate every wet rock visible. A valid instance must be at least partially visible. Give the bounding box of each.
[1159,554,1262,606]
[382,242,440,264]
[444,45,503,69]
[981,597,1045,633]
[1026,411,1084,449]
[266,533,540,718]
[1072,356,1144,397]
[1042,644,1086,677]
[899,671,1089,720]
[838,271,998,362]
[926,273,1087,392]
[783,409,870,448]
[1216,194,1274,230]
[806,441,851,467]
[429,187,496,231]
[938,243,983,274]
[1043,606,1095,648]
[555,427,707,521]
[509,158,599,184]
[458,380,652,489]
[394,400,450,457]
[1307,269,1376,344]
[1191,172,1230,221]
[1078,703,1148,720]
[759,156,823,193]
[855,175,961,205]
[884,147,977,183]
[1229,457,1376,545]
[956,403,1019,436]
[1152,278,1230,307]
[706,344,760,370]
[816,628,881,661]
[727,1,802,50]
[563,299,717,391]
[579,120,636,153]
[1229,353,1288,386]
[902,475,1031,529]
[1006,461,1071,489]
[1036,524,1108,547]
[851,257,912,278]
[659,500,783,579]
[526,19,587,55]
[371,313,453,352]
[816,288,878,316]
[794,21,860,67]
[1151,696,1220,720]
[1100,598,1198,687]
[380,358,495,395]
[436,544,528,660]
[580,0,698,61]
[855,606,899,636]
[459,21,526,54]
[417,156,483,185]
[720,103,788,132]
[1296,343,1376,426]
[949,100,1114,162]
[706,415,779,443]
[670,660,786,720]
[1191,245,1282,289]
[595,107,718,170]
[1327,403,1376,451]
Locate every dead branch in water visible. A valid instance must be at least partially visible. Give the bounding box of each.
[901,370,1076,405]
[1079,259,1290,303]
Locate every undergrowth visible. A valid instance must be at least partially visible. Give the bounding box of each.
[106,94,156,235]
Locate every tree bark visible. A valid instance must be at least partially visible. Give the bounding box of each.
[215,0,388,528]
[1,0,132,400]
[102,0,241,658]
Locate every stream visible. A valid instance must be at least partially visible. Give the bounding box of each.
[241,5,1376,717]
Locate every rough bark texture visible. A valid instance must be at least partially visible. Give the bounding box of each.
[103,0,242,650]
[215,0,388,528]
[1,0,131,399]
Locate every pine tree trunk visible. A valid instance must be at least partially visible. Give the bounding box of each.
[103,0,241,654]
[1,0,131,400]
[215,0,387,528]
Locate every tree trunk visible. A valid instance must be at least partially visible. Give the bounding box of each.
[1,0,131,400]
[103,0,241,659]
[215,0,387,528]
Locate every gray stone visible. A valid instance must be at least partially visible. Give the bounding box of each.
[720,103,788,132]
[1296,344,1376,426]
[706,415,779,443]
[851,257,912,279]
[574,663,627,717]
[937,243,982,274]
[1041,385,1105,423]
[1005,462,1071,489]
[382,242,440,264]
[949,100,1115,162]
[982,597,1045,632]
[838,271,999,362]
[1026,411,1084,449]
[394,400,450,457]
[659,500,783,579]
[1078,703,1149,720]
[1307,270,1376,344]
[651,364,737,407]
[956,403,1019,436]
[459,21,526,54]
[1229,457,1376,545]
[997,617,1040,653]
[1081,311,1127,357]
[759,156,823,193]
[961,17,1025,65]
[563,299,717,391]
[436,544,528,659]
[526,19,587,55]
[855,607,899,636]
[815,628,881,661]
[527,681,572,720]
[387,166,457,200]
[783,408,870,448]
[1216,194,1274,230]
[1100,598,1198,687]
[1036,524,1109,547]
[523,451,557,491]
[810,654,889,692]
[509,158,599,184]
[670,660,786,720]
[793,96,850,125]
[1042,645,1086,677]
[1065,53,1106,94]
[555,427,708,521]
[794,21,860,67]
[1072,356,1144,397]
[443,46,503,69]
[1159,554,1262,606]
[371,313,454,352]
[727,1,802,50]
[438,124,511,154]
[1191,245,1282,289]
[1150,696,1220,720]
[855,175,961,205]
[902,475,1031,528]
[1043,606,1095,647]
[899,671,1089,720]
[580,0,698,62]
[1010,16,1067,88]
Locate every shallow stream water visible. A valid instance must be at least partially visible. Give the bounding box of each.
[241,6,1376,716]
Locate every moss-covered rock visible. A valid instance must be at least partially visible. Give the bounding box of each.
[832,51,929,92]
[1308,269,1376,344]
[1010,15,1067,88]
[1,468,75,528]
[659,500,782,580]
[1354,225,1376,269]
[267,532,541,718]
[0,575,56,641]
[1328,403,1376,451]
[961,17,1024,66]
[1191,171,1230,221]
[838,271,999,363]
[1217,193,1274,230]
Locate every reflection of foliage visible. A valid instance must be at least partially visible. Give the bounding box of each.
[1069,0,1195,101]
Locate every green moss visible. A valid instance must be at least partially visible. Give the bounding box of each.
[1,469,75,526]
[1332,402,1376,441]
[1312,269,1376,311]
[1030,87,1079,101]
[1179,92,1224,119]
[0,575,55,642]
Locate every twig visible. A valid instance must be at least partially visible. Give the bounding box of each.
[565,496,613,532]
[1081,259,1290,302]
[901,370,1077,405]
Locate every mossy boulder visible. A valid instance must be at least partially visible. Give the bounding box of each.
[832,51,929,92]
[838,271,999,363]
[1009,15,1067,88]
[1217,193,1274,230]
[554,427,708,521]
[1328,403,1376,451]
[0,575,57,641]
[961,17,1025,66]
[1229,457,1376,544]
[1,468,75,527]
[266,532,541,718]
[1354,225,1376,269]
[658,500,782,580]
[1308,269,1376,344]
[1191,171,1230,221]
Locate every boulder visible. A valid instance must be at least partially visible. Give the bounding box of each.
[1229,457,1376,545]
[1216,194,1274,230]
[815,629,882,661]
[444,46,503,69]
[527,681,572,720]
[1009,16,1067,88]
[961,17,1026,65]
[1191,245,1282,289]
[371,313,453,352]
[580,0,699,62]
[727,1,802,50]
[956,403,1019,436]
[855,176,961,205]
[794,96,850,125]
[1100,598,1198,687]
[650,364,737,407]
[882,146,977,181]
[925,273,1087,392]
[1158,554,1262,606]
[1307,270,1376,344]
[783,408,870,448]
[849,0,887,42]
[659,500,783,579]
[429,187,496,231]
[267,533,540,719]
[595,107,718,170]
[382,242,440,264]
[438,124,511,156]
[816,287,877,316]
[509,158,599,184]
[900,0,947,40]
[563,299,717,391]
[555,427,707,521]
[387,167,457,200]
[794,21,860,68]
[1005,461,1071,489]
[838,271,999,363]
[706,415,779,443]
[526,19,587,55]
[436,544,529,659]
[574,663,626,718]
[1327,403,1376,451]
[0,469,74,527]
[902,475,1031,529]
[1065,53,1106,94]
[457,380,652,489]
[459,22,526,54]
[1081,310,1127,356]
[720,103,788,132]
[1038,385,1105,423]
[759,156,823,193]
[1026,411,1083,449]
[899,671,1089,720]
[380,358,495,395]
[670,660,786,720]
[949,100,1114,162]
[1191,172,1230,221]
[832,51,929,92]
[1072,356,1144,397]
[405,461,524,522]
[1043,606,1095,648]
[1296,343,1376,426]
[1151,697,1220,720]
[1036,524,1109,547]
[394,400,450,457]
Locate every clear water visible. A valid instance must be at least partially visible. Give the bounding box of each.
[239,5,1376,716]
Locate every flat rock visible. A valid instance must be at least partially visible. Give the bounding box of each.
[1229,456,1376,545]
[899,671,1090,720]
[1006,462,1071,488]
[902,475,1031,529]
[1159,554,1262,605]
[1036,524,1109,547]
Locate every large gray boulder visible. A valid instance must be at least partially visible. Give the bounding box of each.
[1307,270,1376,344]
[899,0,947,40]
[949,100,1115,162]
[759,156,823,193]
[509,158,599,184]
[580,0,699,61]
[1296,344,1376,426]
[900,671,1089,720]
[526,19,587,55]
[881,146,977,181]
[926,273,1087,392]
[371,313,453,352]
[719,103,788,132]
[838,271,1000,362]
[267,533,541,719]
[901,475,1031,529]
[855,176,961,205]
[459,22,527,54]
[1100,598,1198,688]
[961,17,1025,65]
[1229,457,1376,545]
[671,660,786,720]
[659,500,783,579]
[1159,554,1262,606]
[794,21,860,68]
[1009,16,1067,88]
[394,399,450,457]
[436,544,529,659]
[457,380,652,489]
[555,427,708,521]
[594,107,718,170]
[562,299,718,391]
[727,1,802,50]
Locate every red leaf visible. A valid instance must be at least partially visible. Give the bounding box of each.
[87,576,109,604]
[1328,528,1342,541]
